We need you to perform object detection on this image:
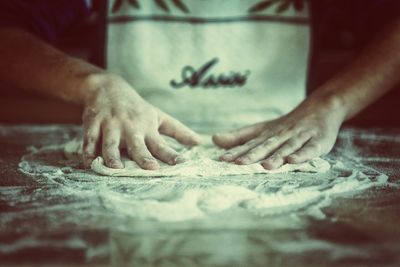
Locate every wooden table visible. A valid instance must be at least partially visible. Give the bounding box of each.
[0,125,399,267]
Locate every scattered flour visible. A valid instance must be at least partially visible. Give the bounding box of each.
[16,134,388,222]
[2,126,394,266]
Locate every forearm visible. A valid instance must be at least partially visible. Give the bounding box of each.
[0,27,108,105]
[308,17,400,120]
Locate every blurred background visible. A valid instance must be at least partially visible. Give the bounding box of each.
[0,1,399,126]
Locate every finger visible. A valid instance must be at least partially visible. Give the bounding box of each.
[126,133,159,170]
[287,139,324,164]
[219,136,265,162]
[235,135,288,165]
[212,123,264,149]
[146,134,182,165]
[262,132,312,170]
[159,114,201,146]
[82,118,101,169]
[102,121,123,169]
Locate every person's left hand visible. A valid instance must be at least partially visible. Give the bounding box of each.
[212,96,346,169]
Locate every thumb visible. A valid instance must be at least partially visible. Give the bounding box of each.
[212,124,263,149]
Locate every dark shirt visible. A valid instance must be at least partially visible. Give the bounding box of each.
[1,0,399,45]
[0,0,400,46]
[0,0,89,43]
[0,0,399,71]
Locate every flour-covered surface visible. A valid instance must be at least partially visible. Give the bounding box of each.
[0,125,400,267]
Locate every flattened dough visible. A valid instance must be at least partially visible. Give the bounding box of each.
[64,136,330,177]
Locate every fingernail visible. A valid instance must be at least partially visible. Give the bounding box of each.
[235,158,248,165]
[187,137,201,147]
[110,160,124,169]
[143,158,159,170]
[262,160,274,170]
[194,135,202,144]
[214,133,230,142]
[174,156,185,164]
[221,153,233,161]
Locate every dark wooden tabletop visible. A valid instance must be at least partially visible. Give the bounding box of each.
[0,124,399,267]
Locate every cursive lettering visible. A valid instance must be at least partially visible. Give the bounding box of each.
[170,58,250,89]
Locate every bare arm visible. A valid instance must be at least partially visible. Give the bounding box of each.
[314,17,400,121]
[0,27,102,104]
[213,17,400,169]
[0,27,200,169]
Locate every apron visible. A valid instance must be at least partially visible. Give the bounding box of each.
[107,0,310,128]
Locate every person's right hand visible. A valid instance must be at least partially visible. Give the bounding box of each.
[81,74,201,170]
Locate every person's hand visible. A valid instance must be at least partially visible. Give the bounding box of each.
[81,74,201,170]
[213,95,346,170]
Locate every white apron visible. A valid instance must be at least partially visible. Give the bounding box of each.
[107,0,310,127]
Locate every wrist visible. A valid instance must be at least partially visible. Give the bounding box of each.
[79,72,144,107]
[304,87,348,122]
[79,72,124,105]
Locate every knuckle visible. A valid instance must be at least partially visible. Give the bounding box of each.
[245,152,255,160]
[86,137,97,145]
[82,108,97,119]
[85,132,98,143]
[291,140,302,149]
[310,142,322,151]
[126,121,147,134]
[275,128,287,136]
[298,131,311,140]
[307,130,319,137]
[101,114,112,122]
[262,138,274,147]
[83,142,95,152]
[230,146,244,155]
[259,130,270,138]
[127,145,137,153]
[131,134,144,143]
[104,139,118,149]
[127,141,145,154]
[117,111,131,121]
[102,127,114,137]
[103,116,121,128]
[120,115,132,125]
[155,142,168,153]
[285,138,297,147]
[286,124,297,133]
[246,138,260,147]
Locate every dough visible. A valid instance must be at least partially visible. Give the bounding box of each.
[64,136,330,177]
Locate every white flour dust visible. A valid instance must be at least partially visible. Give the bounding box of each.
[17,131,388,223]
